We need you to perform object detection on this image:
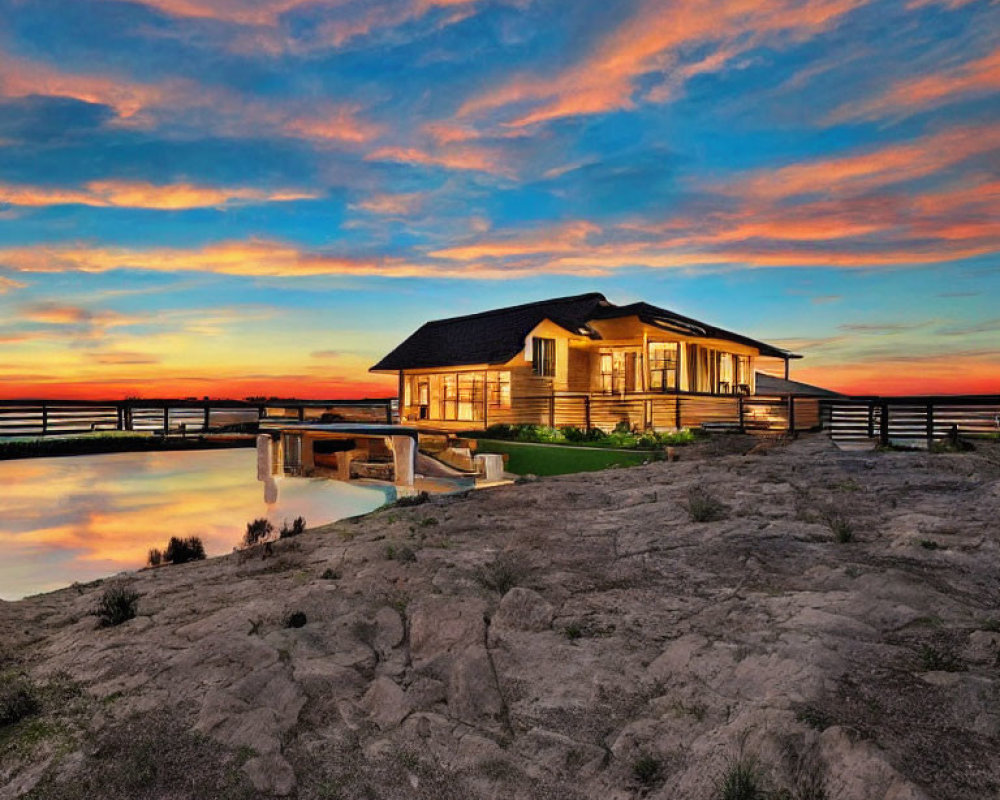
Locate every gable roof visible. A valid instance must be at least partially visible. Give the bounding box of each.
[754,372,841,397]
[370,292,799,372]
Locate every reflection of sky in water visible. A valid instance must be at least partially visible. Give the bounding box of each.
[0,450,390,600]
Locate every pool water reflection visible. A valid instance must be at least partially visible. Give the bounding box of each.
[0,448,391,600]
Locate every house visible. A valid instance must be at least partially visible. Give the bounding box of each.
[370,293,801,432]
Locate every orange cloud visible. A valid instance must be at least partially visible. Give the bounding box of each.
[128,0,305,25]
[459,0,865,127]
[366,144,508,174]
[719,123,1000,200]
[0,240,549,280]
[353,192,425,215]
[0,49,381,146]
[429,221,601,260]
[0,180,318,210]
[831,46,1000,121]
[0,50,164,119]
[20,303,145,328]
[0,276,27,293]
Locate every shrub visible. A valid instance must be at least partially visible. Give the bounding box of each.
[94,582,140,627]
[386,544,417,563]
[285,611,307,629]
[613,419,633,435]
[919,644,963,672]
[564,623,583,641]
[716,753,766,800]
[918,539,939,550]
[395,491,430,507]
[243,518,274,547]
[147,548,162,567]
[632,753,663,786]
[686,488,727,522]
[828,516,854,543]
[279,516,306,539]
[474,552,526,594]
[321,568,340,580]
[164,536,206,564]
[0,676,40,726]
[561,425,606,443]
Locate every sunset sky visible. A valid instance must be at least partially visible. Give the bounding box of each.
[0,0,997,399]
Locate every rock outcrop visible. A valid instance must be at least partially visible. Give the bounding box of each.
[2,434,999,799]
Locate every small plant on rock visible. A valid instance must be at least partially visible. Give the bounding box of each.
[919,644,963,672]
[564,623,583,641]
[386,544,417,563]
[279,516,306,538]
[147,548,162,567]
[395,491,430,507]
[0,675,40,726]
[474,552,526,594]
[94,582,140,627]
[243,518,274,547]
[284,611,307,629]
[164,535,206,564]
[716,752,766,800]
[686,487,727,522]
[827,515,854,543]
[632,753,663,786]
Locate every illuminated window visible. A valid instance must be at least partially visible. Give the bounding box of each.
[599,353,614,393]
[719,354,735,394]
[648,342,678,391]
[532,338,556,377]
[487,371,511,408]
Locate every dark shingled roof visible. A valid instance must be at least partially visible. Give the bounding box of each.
[755,372,841,397]
[371,293,799,372]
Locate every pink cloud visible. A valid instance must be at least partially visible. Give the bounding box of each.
[458,0,866,127]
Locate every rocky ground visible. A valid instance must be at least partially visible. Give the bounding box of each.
[1,434,999,799]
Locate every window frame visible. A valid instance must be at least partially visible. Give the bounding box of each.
[532,337,556,377]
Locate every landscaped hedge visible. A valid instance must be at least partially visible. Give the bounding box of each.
[470,423,701,450]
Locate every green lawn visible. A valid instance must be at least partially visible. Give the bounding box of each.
[475,439,661,476]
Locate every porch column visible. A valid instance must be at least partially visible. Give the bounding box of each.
[784,358,790,380]
[301,434,315,474]
[256,434,273,480]
[391,435,416,486]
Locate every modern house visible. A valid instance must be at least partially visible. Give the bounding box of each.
[371,293,802,432]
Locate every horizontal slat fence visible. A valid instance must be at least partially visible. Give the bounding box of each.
[823,395,1000,446]
[0,398,396,438]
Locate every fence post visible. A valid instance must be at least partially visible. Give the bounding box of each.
[162,407,169,435]
[675,396,682,430]
[584,396,591,430]
[926,403,934,448]
[549,394,556,428]
[788,395,796,436]
[42,404,49,435]
[298,406,306,423]
[867,403,875,438]
[385,400,393,425]
[203,406,211,432]
[737,395,745,433]
[879,401,890,446]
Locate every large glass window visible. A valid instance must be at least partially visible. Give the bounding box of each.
[487,371,511,408]
[719,353,735,394]
[457,373,484,421]
[408,371,488,421]
[532,337,556,377]
[648,342,678,391]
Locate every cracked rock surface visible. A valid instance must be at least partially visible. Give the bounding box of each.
[1,434,999,799]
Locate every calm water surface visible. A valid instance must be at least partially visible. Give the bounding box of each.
[0,449,391,600]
